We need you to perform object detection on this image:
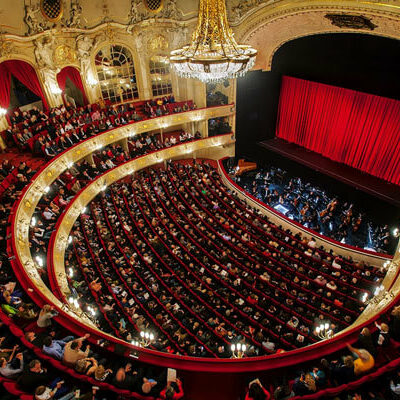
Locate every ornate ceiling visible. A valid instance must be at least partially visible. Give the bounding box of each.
[0,0,400,78]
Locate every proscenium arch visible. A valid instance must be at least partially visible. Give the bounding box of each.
[233,0,400,71]
[268,32,400,101]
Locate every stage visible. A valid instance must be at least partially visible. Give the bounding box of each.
[260,138,400,208]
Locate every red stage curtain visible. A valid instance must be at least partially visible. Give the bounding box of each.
[57,66,88,105]
[2,60,48,110]
[276,76,400,186]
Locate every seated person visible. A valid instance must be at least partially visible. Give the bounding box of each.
[17,359,51,392]
[160,378,184,400]
[292,372,316,396]
[245,378,270,400]
[74,357,98,376]
[347,343,375,376]
[0,347,24,378]
[34,380,73,400]
[42,335,75,360]
[112,362,139,389]
[62,334,90,366]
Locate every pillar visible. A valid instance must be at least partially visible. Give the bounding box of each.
[40,68,63,108]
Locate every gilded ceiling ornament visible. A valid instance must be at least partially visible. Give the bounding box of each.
[105,24,115,42]
[24,4,46,35]
[230,0,266,23]
[66,0,82,28]
[325,14,377,30]
[54,44,77,66]
[0,35,17,59]
[149,34,169,52]
[157,0,182,19]
[127,0,146,32]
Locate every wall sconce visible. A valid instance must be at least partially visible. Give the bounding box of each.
[52,86,63,95]
[314,323,333,340]
[138,331,155,347]
[231,343,246,358]
[87,76,98,87]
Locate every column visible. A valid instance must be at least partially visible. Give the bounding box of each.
[40,68,63,108]
[119,138,129,153]
[84,153,94,166]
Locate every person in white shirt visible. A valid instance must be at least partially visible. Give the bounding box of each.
[35,381,74,400]
[308,238,317,248]
[42,207,55,221]
[390,371,400,396]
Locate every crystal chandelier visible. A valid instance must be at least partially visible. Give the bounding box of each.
[170,0,257,83]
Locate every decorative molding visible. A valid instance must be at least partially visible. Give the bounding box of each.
[64,0,82,28]
[0,33,18,60]
[148,33,169,51]
[229,0,273,25]
[126,0,183,33]
[239,3,400,42]
[24,3,49,35]
[325,13,377,29]
[54,44,77,66]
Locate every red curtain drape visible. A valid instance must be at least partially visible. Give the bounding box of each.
[2,60,48,110]
[57,66,88,105]
[276,76,400,186]
[0,63,11,109]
